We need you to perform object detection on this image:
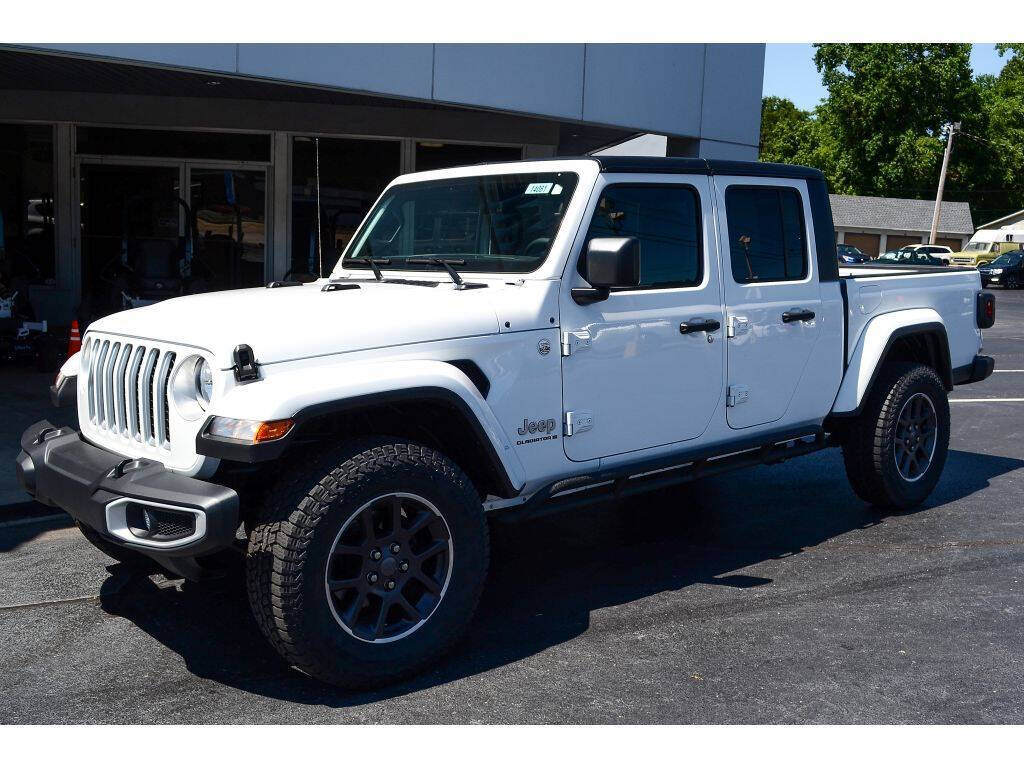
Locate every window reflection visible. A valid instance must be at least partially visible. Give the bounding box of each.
[0,124,56,290]
[414,142,522,173]
[290,137,401,280]
[190,168,267,290]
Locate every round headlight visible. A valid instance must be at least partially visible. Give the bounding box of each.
[195,358,213,410]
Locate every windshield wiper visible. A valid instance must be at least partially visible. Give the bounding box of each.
[408,257,466,287]
[345,257,392,281]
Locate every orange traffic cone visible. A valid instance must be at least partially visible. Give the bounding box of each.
[67,320,82,357]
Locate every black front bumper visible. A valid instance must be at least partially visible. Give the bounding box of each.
[16,420,239,561]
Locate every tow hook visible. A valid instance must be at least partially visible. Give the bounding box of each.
[33,426,60,445]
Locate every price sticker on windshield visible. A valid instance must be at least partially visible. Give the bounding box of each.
[525,182,554,195]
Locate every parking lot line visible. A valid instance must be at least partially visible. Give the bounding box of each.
[950,398,1024,403]
[993,369,1024,373]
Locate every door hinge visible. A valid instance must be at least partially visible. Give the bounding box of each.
[561,330,592,356]
[564,410,594,437]
[726,385,749,407]
[727,316,750,338]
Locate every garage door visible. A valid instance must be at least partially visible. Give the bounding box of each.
[886,235,922,251]
[936,237,963,250]
[844,232,881,257]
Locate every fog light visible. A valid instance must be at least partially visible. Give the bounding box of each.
[208,416,294,443]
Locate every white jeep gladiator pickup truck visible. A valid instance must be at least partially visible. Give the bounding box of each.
[17,157,996,688]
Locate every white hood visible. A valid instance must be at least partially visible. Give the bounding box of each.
[86,279,509,369]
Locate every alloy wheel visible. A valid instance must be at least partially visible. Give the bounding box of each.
[894,392,938,482]
[325,492,453,643]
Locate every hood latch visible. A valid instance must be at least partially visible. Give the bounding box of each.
[232,344,260,383]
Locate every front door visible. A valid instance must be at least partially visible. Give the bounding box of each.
[714,178,822,430]
[560,177,725,462]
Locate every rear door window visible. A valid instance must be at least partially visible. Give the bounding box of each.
[724,186,808,283]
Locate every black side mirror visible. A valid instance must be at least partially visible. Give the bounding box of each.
[573,237,640,305]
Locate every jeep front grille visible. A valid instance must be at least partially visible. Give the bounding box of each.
[86,339,176,450]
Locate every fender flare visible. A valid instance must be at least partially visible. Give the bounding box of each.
[831,309,950,416]
[196,359,526,496]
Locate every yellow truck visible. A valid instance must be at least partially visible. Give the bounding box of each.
[949,229,1024,267]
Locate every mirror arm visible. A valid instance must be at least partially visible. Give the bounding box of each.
[571,286,610,306]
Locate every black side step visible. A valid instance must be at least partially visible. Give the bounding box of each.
[497,431,827,524]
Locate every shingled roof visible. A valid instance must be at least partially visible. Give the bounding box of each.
[829,194,974,235]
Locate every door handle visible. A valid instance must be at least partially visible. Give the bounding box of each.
[680,318,721,334]
[781,309,815,323]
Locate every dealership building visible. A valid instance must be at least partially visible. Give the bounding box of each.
[0,44,765,324]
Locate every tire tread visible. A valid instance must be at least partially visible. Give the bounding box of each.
[245,438,487,688]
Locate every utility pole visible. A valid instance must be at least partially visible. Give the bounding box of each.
[929,121,960,245]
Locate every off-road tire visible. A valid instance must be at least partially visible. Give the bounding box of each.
[245,438,488,688]
[842,362,950,510]
[76,521,151,566]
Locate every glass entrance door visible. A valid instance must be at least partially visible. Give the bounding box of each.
[78,162,184,321]
[188,166,267,292]
[77,162,269,321]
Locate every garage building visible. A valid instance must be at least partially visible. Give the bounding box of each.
[830,193,974,258]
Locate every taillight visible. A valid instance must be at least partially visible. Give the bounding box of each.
[976,291,995,329]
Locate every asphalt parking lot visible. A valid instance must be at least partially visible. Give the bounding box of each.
[1,290,1023,724]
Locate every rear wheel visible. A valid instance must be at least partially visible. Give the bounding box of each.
[842,363,950,510]
[246,438,488,688]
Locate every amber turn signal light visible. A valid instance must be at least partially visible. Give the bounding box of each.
[254,419,294,443]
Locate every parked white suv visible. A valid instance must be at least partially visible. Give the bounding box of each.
[18,157,996,688]
[904,244,954,265]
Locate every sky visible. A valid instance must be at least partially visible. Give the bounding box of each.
[763,44,1009,111]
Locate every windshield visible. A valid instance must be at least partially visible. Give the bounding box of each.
[990,253,1022,267]
[965,242,990,252]
[340,172,580,274]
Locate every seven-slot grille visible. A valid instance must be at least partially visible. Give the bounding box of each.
[85,338,176,449]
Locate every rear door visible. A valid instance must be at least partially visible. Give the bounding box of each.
[715,178,821,430]
[560,176,725,462]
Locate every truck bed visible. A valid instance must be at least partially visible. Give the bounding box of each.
[838,263,984,372]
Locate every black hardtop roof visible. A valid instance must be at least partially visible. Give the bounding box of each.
[464,155,825,181]
[590,156,825,180]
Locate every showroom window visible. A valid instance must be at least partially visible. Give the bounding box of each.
[76,127,270,162]
[414,142,522,173]
[290,136,401,279]
[0,123,56,287]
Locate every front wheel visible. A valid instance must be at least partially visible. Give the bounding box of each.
[246,438,488,688]
[842,362,950,510]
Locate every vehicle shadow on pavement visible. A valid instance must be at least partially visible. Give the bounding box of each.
[0,509,74,553]
[97,447,1023,709]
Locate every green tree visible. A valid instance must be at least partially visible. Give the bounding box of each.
[760,44,1024,224]
[812,43,979,199]
[759,96,842,186]
[759,96,813,164]
[968,44,1024,222]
